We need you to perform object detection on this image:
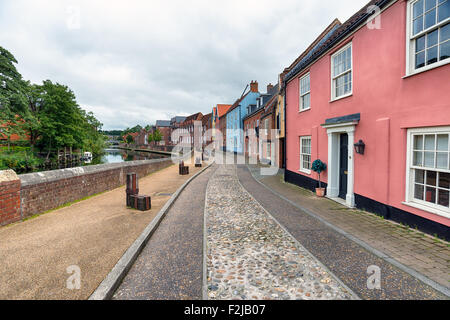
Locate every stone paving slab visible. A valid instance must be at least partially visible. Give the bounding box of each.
[113,166,216,300]
[237,165,448,300]
[205,165,355,300]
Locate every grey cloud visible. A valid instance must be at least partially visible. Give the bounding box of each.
[0,0,368,129]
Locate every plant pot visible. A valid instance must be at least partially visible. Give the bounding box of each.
[315,187,325,197]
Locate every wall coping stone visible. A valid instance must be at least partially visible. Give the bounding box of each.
[0,170,19,183]
[19,158,172,187]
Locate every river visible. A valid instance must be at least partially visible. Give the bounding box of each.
[93,148,168,164]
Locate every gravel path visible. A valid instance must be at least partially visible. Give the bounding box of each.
[205,165,354,300]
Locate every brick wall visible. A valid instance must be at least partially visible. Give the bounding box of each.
[0,170,22,226]
[0,158,173,222]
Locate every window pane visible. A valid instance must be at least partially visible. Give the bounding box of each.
[424,151,435,167]
[427,170,438,185]
[438,1,450,22]
[436,152,449,168]
[440,40,450,60]
[428,29,439,46]
[414,135,424,150]
[426,186,437,203]
[439,172,450,188]
[441,23,450,42]
[427,46,439,64]
[426,0,437,11]
[424,134,436,150]
[438,189,449,207]
[416,169,425,183]
[416,51,426,68]
[437,134,449,150]
[416,35,426,52]
[415,184,425,200]
[414,0,424,18]
[413,16,424,34]
[414,151,423,166]
[425,9,437,29]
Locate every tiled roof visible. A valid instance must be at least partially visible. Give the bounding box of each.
[202,113,212,126]
[184,112,203,123]
[285,0,390,83]
[155,120,171,127]
[216,104,232,118]
[171,116,186,123]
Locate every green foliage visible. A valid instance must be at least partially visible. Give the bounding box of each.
[148,132,154,143]
[153,129,162,142]
[311,159,327,188]
[126,134,134,144]
[0,46,107,167]
[123,125,142,136]
[0,149,43,173]
[311,159,327,174]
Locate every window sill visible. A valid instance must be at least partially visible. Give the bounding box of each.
[401,201,450,219]
[299,169,311,175]
[330,93,352,103]
[403,59,450,79]
[299,108,311,114]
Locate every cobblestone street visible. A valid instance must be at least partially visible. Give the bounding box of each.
[205,165,355,300]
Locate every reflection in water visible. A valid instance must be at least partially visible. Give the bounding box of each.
[92,148,167,165]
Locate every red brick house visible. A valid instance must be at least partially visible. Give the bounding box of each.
[179,112,203,148]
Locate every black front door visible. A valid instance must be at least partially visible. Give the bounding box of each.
[339,133,348,199]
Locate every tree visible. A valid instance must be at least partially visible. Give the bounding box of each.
[311,159,327,189]
[148,132,154,144]
[153,129,162,143]
[126,134,134,144]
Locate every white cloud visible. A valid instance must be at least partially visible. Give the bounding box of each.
[0,0,369,129]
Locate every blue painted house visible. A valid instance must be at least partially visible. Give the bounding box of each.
[226,81,260,153]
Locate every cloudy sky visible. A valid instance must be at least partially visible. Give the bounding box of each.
[0,0,369,130]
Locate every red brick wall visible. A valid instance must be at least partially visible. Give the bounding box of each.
[17,159,172,220]
[0,173,21,226]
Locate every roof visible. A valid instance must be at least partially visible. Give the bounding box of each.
[244,83,279,121]
[183,112,203,123]
[215,104,232,118]
[155,120,171,127]
[170,116,186,123]
[284,0,390,83]
[202,113,212,126]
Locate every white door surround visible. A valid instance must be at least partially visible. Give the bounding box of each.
[322,121,357,208]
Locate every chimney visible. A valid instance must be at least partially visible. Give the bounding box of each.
[250,80,258,93]
[267,83,273,93]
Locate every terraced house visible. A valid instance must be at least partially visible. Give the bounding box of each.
[283,0,450,239]
[226,81,260,154]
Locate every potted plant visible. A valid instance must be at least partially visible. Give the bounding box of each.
[311,159,327,197]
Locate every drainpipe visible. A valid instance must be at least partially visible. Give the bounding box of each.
[283,81,287,172]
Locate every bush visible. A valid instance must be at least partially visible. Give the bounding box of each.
[0,150,43,173]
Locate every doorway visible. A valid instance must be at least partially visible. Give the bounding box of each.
[339,133,348,199]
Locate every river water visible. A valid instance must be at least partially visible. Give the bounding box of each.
[93,148,168,164]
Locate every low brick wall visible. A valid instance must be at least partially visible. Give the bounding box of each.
[0,170,22,226]
[0,158,173,225]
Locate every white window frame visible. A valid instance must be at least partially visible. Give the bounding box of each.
[299,72,311,112]
[299,136,312,174]
[404,126,450,219]
[330,42,353,101]
[406,0,450,76]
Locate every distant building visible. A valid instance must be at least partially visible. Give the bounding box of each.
[155,120,171,146]
[226,81,260,153]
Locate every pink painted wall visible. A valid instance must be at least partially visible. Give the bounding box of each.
[285,0,450,226]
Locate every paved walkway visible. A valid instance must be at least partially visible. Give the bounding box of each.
[113,165,216,300]
[205,165,355,300]
[0,161,204,300]
[237,165,449,299]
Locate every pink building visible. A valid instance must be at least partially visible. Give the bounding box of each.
[284,0,450,239]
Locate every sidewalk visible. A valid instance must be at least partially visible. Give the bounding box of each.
[238,165,449,299]
[0,161,204,300]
